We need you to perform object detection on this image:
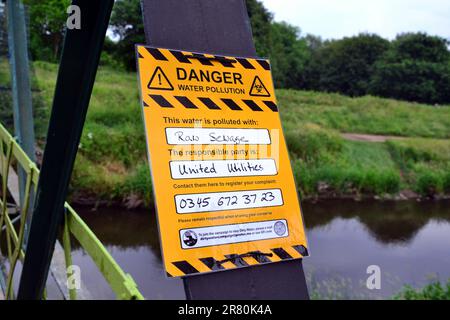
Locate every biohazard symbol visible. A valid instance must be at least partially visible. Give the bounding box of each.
[148,66,174,91]
[249,76,271,97]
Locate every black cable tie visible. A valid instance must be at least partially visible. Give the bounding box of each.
[216,251,273,265]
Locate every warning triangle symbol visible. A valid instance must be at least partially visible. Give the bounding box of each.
[148,66,174,91]
[249,76,271,97]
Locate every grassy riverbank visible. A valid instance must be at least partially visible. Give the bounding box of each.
[2,61,449,205]
[280,91,450,199]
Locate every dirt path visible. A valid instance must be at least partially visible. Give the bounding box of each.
[341,133,405,142]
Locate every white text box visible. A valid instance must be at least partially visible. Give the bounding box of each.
[165,128,271,145]
[180,219,289,249]
[170,159,277,179]
[175,189,283,214]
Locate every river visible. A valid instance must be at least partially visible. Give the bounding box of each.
[71,199,450,300]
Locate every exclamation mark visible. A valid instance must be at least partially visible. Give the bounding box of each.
[158,74,162,86]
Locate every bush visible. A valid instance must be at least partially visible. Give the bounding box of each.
[293,162,401,198]
[370,60,450,104]
[370,33,450,104]
[395,280,450,300]
[269,22,310,89]
[0,91,13,132]
[362,170,400,194]
[246,0,273,57]
[99,52,123,69]
[415,170,443,196]
[109,0,145,71]
[292,160,311,198]
[387,139,450,196]
[80,123,146,167]
[284,123,343,161]
[305,33,390,96]
[70,155,124,199]
[444,171,450,193]
[121,163,153,205]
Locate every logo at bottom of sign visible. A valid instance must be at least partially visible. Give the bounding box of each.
[167,219,308,277]
[180,219,289,249]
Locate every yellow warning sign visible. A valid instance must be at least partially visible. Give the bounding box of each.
[136,45,308,278]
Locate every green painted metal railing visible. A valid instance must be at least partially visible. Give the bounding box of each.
[0,123,144,300]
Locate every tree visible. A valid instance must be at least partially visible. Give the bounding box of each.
[24,0,71,61]
[304,34,324,52]
[109,0,145,71]
[247,1,309,88]
[269,22,309,88]
[305,33,390,96]
[389,32,450,63]
[370,33,450,104]
[108,0,275,71]
[245,0,273,57]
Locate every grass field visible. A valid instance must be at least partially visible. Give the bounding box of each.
[279,90,450,198]
[32,61,152,205]
[279,90,450,139]
[2,61,449,204]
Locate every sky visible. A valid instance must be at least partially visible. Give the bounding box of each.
[260,0,450,40]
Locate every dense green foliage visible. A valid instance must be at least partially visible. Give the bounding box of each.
[305,34,390,96]
[304,32,450,104]
[245,0,310,88]
[269,22,309,88]
[107,0,145,70]
[24,0,70,61]
[246,0,272,57]
[0,60,48,140]
[387,138,450,195]
[395,279,450,300]
[25,0,450,104]
[370,33,450,104]
[106,1,450,104]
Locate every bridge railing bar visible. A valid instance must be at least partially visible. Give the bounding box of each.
[0,123,144,300]
[4,159,33,299]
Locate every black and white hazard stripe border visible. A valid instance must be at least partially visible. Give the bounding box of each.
[138,46,271,71]
[167,245,308,277]
[145,95,279,112]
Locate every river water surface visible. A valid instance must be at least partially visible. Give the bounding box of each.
[72,200,450,299]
